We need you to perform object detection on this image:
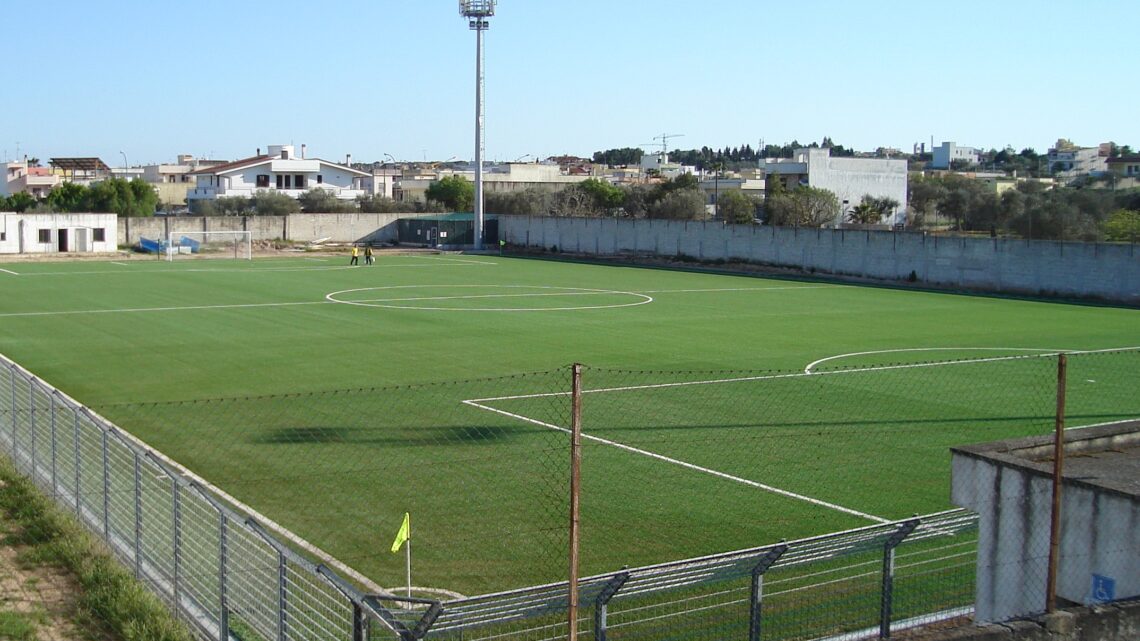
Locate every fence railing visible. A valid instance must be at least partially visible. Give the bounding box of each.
[0,354,412,641]
[1,349,1136,640]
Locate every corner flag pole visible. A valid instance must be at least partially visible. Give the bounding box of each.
[391,512,412,599]
[406,535,412,599]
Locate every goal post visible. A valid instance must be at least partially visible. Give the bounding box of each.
[166,231,253,261]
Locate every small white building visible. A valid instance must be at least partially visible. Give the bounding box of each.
[931,141,981,169]
[0,213,118,254]
[186,145,371,203]
[763,148,908,225]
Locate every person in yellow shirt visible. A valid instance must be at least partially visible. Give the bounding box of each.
[350,245,360,265]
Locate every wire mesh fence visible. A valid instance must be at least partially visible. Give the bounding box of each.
[0,347,1136,640]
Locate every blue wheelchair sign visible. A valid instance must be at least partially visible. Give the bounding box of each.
[1091,574,1115,604]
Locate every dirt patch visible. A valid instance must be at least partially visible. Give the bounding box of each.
[0,484,113,641]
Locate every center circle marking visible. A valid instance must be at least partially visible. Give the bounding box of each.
[325,285,654,311]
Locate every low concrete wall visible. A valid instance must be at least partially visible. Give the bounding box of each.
[117,212,422,246]
[498,217,1140,305]
[917,600,1140,640]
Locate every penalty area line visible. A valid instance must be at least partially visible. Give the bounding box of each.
[462,399,890,524]
[0,268,18,275]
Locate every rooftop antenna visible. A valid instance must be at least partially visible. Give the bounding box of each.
[652,133,684,161]
[459,0,496,251]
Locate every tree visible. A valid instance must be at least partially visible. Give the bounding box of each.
[847,201,880,224]
[592,147,643,166]
[250,191,301,215]
[357,194,407,213]
[85,178,157,217]
[425,175,474,211]
[299,188,356,213]
[43,182,88,212]
[717,190,760,224]
[579,178,624,214]
[766,186,840,227]
[1103,209,1140,242]
[1,192,37,212]
[647,189,706,220]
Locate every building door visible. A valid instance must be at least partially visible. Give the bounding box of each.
[57,228,69,252]
[74,228,91,252]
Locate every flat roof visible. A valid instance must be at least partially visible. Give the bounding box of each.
[952,420,1140,499]
[49,157,110,172]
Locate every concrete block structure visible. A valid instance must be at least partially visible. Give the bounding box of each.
[0,213,118,254]
[931,141,981,169]
[762,148,908,225]
[951,421,1140,623]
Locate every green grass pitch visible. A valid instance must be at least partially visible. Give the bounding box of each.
[0,253,1136,595]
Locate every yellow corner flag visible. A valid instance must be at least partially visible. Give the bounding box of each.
[391,512,410,553]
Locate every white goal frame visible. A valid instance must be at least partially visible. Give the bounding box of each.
[166,230,253,261]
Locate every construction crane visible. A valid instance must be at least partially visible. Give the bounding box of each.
[651,133,685,157]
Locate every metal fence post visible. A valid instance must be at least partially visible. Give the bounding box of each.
[28,383,36,480]
[172,479,182,615]
[568,363,583,641]
[50,391,57,498]
[1046,353,1068,614]
[73,411,82,515]
[9,365,16,453]
[594,572,629,641]
[880,519,920,639]
[134,451,143,578]
[352,602,365,641]
[101,429,110,540]
[749,544,789,641]
[277,551,288,641]
[219,511,229,641]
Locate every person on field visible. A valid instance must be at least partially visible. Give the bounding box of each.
[365,245,374,265]
[350,245,360,266]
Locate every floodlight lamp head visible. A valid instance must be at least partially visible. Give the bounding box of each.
[459,0,496,19]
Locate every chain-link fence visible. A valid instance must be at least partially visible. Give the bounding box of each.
[0,348,1136,640]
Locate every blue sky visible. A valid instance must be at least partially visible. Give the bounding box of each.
[6,0,1138,166]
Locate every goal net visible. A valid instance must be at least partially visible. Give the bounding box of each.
[166,231,253,261]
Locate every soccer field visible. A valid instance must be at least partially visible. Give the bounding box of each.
[0,253,1137,595]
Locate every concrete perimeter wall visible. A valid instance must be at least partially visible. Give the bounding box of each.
[499,216,1140,305]
[117,213,422,247]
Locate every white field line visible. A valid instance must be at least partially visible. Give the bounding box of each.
[639,285,839,294]
[110,262,130,266]
[0,268,18,275]
[352,291,640,303]
[461,399,890,524]
[9,260,489,277]
[0,300,331,318]
[463,346,1140,521]
[804,347,1073,373]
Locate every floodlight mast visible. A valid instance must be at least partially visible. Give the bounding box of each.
[460,0,495,251]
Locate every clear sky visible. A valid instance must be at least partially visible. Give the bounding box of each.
[6,0,1138,166]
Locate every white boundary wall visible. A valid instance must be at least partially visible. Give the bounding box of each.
[499,216,1140,305]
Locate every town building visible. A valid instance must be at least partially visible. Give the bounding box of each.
[2,161,60,198]
[186,145,371,203]
[0,213,117,254]
[762,148,908,226]
[930,141,981,169]
[1106,155,1140,189]
[1046,140,1108,178]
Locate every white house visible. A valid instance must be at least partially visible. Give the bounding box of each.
[0,213,118,254]
[763,148,908,226]
[186,145,371,203]
[931,141,981,169]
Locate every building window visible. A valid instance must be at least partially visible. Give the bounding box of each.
[256,174,270,188]
[276,175,283,189]
[38,229,51,243]
[284,175,292,188]
[317,175,323,184]
[295,174,305,189]
[1,232,5,241]
[93,228,106,242]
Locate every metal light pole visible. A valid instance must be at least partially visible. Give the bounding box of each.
[120,151,128,178]
[460,0,496,251]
